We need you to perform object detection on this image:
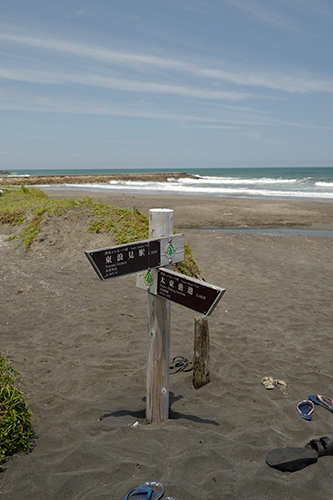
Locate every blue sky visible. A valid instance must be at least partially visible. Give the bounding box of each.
[1,0,333,170]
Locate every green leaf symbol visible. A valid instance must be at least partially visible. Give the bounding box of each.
[165,242,176,259]
[144,270,154,286]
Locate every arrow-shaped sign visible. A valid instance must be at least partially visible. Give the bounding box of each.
[85,234,184,280]
[137,267,225,316]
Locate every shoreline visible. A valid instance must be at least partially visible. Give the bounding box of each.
[2,171,333,206]
[42,188,333,231]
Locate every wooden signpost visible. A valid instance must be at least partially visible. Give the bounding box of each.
[85,208,225,423]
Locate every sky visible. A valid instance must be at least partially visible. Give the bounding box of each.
[1,0,333,171]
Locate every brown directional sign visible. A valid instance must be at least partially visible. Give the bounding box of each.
[137,267,225,316]
[85,234,184,280]
[157,268,224,315]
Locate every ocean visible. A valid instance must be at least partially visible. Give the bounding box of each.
[4,167,333,201]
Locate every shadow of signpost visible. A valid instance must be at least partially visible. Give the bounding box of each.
[100,392,219,426]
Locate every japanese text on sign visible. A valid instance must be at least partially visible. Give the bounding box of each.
[85,240,160,280]
[156,268,224,316]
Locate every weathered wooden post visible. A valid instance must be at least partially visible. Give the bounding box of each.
[146,209,173,423]
[193,317,210,389]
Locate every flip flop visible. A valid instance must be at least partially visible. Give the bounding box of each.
[125,487,153,500]
[297,399,314,420]
[274,379,288,389]
[125,482,164,500]
[170,356,193,373]
[261,376,274,390]
[266,436,333,472]
[274,379,288,395]
[308,394,333,413]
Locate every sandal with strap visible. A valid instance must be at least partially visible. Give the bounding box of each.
[297,399,314,420]
[307,437,333,457]
[125,482,164,500]
[125,487,153,500]
[308,394,333,413]
[169,356,193,373]
[266,436,333,472]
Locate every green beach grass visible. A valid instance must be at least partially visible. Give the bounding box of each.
[0,354,34,463]
[0,185,200,276]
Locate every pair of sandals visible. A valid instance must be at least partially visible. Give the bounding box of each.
[297,394,333,420]
[125,482,174,500]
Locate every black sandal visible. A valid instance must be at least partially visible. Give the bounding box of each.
[266,436,333,472]
[169,356,193,373]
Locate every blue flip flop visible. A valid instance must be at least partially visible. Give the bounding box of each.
[308,394,333,413]
[125,487,153,500]
[125,482,164,500]
[297,399,314,420]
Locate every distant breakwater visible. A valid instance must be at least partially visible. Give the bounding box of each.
[0,172,196,186]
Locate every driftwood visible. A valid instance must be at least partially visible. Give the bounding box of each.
[193,317,210,389]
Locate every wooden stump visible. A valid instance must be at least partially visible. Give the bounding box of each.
[193,317,210,389]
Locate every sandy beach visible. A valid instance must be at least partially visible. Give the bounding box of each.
[1,189,333,499]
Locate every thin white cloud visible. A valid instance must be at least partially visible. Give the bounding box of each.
[65,7,88,19]
[179,125,239,130]
[1,31,333,94]
[0,87,272,128]
[0,86,275,125]
[1,89,331,131]
[76,9,88,18]
[0,96,257,124]
[100,140,174,145]
[283,0,333,18]
[209,102,271,115]
[0,68,250,101]
[243,131,264,141]
[221,0,301,33]
[264,138,285,145]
